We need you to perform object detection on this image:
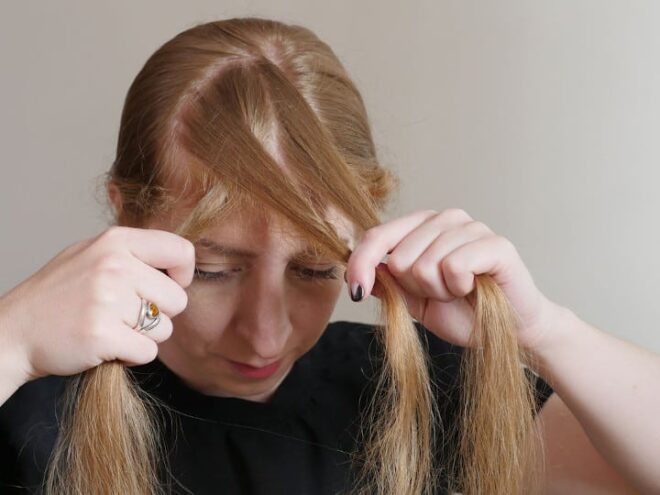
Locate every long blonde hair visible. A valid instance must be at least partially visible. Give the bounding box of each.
[45,17,544,495]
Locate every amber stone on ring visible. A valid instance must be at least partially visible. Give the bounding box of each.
[147,302,159,318]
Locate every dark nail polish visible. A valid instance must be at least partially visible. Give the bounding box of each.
[350,283,363,302]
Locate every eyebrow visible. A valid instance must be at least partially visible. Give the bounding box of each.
[194,237,346,260]
[195,238,259,259]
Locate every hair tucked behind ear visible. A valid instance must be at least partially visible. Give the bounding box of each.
[45,17,544,495]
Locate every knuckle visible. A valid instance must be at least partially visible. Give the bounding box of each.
[163,320,174,341]
[181,238,196,263]
[89,228,126,259]
[386,253,407,276]
[420,208,439,218]
[441,208,471,222]
[172,288,189,315]
[411,261,434,286]
[440,255,461,276]
[416,209,440,226]
[160,318,174,340]
[95,253,126,279]
[98,225,127,243]
[143,340,159,361]
[81,320,106,353]
[427,211,447,225]
[495,235,520,257]
[362,226,383,245]
[495,234,517,253]
[93,226,133,254]
[466,220,491,234]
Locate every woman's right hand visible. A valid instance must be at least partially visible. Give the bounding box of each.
[0,226,195,387]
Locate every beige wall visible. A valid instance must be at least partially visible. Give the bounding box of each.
[2,1,659,352]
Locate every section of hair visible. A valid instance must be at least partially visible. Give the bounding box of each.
[45,362,164,495]
[447,277,546,494]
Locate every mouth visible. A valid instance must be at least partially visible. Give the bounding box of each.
[227,358,283,379]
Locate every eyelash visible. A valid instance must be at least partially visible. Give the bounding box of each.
[193,265,340,282]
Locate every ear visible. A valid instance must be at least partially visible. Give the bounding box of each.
[106,180,122,218]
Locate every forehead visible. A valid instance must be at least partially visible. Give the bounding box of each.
[193,203,355,255]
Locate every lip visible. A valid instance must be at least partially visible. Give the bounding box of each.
[228,358,282,379]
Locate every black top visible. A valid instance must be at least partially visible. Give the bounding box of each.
[0,320,554,494]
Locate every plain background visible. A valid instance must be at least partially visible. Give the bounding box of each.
[1,1,659,353]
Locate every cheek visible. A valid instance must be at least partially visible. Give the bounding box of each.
[172,285,235,348]
[295,278,342,308]
[290,281,343,338]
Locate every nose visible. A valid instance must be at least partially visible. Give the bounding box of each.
[233,269,292,363]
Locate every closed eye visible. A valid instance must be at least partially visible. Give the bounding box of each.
[192,265,340,282]
[293,266,339,280]
[193,266,241,281]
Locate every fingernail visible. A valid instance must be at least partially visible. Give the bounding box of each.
[350,283,364,302]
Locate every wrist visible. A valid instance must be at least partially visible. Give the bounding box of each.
[0,292,36,391]
[520,299,587,377]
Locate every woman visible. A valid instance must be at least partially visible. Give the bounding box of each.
[0,17,656,495]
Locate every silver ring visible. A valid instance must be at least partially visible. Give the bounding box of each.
[134,298,161,333]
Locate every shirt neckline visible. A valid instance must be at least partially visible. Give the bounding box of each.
[131,344,317,426]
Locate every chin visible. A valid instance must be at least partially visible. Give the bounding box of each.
[217,379,279,402]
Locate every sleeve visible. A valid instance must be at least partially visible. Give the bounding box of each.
[0,411,22,493]
[0,376,64,494]
[525,366,555,415]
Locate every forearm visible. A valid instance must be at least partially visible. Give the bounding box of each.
[530,304,660,494]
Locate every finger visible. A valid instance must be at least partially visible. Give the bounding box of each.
[125,255,189,318]
[105,326,160,366]
[120,295,174,344]
[135,312,173,344]
[346,210,436,299]
[440,235,517,298]
[408,222,494,302]
[118,227,196,289]
[387,218,487,298]
[347,209,471,299]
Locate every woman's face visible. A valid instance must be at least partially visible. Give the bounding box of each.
[146,204,353,402]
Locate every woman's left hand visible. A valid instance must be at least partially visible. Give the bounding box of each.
[345,208,563,351]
